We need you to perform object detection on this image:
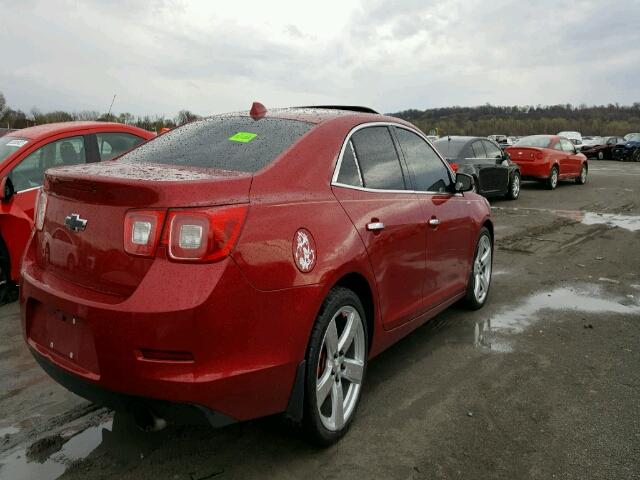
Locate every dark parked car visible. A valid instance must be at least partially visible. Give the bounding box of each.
[612,134,640,161]
[581,136,626,160]
[433,136,521,200]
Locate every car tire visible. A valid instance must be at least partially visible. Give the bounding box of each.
[506,171,520,200]
[633,150,640,162]
[546,165,559,190]
[303,287,368,446]
[462,227,493,310]
[597,151,604,160]
[576,164,588,185]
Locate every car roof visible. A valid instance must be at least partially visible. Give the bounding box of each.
[7,121,149,141]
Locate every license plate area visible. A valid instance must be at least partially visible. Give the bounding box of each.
[28,302,100,376]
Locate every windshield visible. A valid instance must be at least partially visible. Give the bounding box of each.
[120,116,314,173]
[514,135,553,148]
[433,138,467,158]
[626,133,640,142]
[0,136,29,163]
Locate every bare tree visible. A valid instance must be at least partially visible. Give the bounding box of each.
[175,110,200,126]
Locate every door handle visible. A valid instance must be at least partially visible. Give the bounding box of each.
[428,218,440,226]
[366,221,385,231]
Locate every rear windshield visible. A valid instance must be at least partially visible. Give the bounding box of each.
[0,136,29,163]
[120,116,314,173]
[514,136,553,148]
[433,138,466,158]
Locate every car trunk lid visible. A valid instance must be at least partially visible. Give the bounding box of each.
[36,161,252,298]
[506,147,542,162]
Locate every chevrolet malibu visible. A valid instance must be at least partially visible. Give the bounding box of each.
[21,104,493,445]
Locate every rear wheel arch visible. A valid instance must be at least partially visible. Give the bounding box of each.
[331,272,375,350]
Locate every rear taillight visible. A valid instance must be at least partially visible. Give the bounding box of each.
[34,189,48,231]
[124,210,166,257]
[536,152,543,159]
[449,162,459,172]
[163,205,248,262]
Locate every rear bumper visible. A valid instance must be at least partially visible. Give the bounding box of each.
[20,240,324,423]
[511,160,550,179]
[612,149,633,161]
[32,347,234,427]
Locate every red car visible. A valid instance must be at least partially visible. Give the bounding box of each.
[506,135,588,189]
[0,122,154,302]
[20,105,493,445]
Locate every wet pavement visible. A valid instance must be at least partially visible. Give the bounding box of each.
[0,160,639,479]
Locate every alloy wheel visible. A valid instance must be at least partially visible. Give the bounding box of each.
[316,306,366,431]
[580,166,587,184]
[511,174,520,198]
[550,168,558,188]
[473,235,492,303]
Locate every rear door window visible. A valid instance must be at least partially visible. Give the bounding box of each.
[120,116,313,173]
[471,141,487,159]
[394,127,452,193]
[97,132,145,161]
[336,140,363,187]
[350,126,405,190]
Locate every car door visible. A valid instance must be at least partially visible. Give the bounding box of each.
[480,139,510,195]
[393,126,473,308]
[332,125,427,331]
[559,138,581,176]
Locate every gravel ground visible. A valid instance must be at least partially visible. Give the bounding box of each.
[0,160,638,480]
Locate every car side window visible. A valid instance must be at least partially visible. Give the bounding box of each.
[96,132,145,161]
[471,141,486,158]
[553,140,563,151]
[9,136,86,192]
[351,126,405,190]
[560,139,575,152]
[394,127,452,193]
[336,140,362,187]
[482,140,502,159]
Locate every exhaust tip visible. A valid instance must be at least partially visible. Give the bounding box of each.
[132,404,167,432]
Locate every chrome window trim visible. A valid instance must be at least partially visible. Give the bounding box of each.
[349,140,364,187]
[14,185,42,194]
[331,121,457,195]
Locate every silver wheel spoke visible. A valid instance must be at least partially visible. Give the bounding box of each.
[480,247,490,264]
[331,381,345,429]
[316,369,333,406]
[338,311,356,353]
[342,359,364,384]
[325,319,338,357]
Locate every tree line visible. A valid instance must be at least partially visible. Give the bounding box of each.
[2,92,639,136]
[391,103,640,137]
[0,92,201,132]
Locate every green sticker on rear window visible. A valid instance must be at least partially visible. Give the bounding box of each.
[228,131,257,143]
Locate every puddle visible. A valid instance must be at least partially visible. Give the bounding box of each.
[0,426,20,437]
[580,212,640,232]
[489,285,640,334]
[494,206,640,232]
[0,419,112,480]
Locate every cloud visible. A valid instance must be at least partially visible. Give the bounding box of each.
[0,0,638,117]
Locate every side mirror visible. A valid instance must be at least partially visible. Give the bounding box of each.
[0,176,15,203]
[454,173,474,193]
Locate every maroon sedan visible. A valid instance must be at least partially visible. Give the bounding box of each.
[20,105,493,444]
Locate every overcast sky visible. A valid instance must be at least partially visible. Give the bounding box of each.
[1,0,639,117]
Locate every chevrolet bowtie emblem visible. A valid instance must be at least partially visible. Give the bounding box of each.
[65,213,87,232]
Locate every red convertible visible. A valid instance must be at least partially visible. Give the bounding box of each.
[506,135,588,189]
[21,105,493,445]
[0,122,154,302]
